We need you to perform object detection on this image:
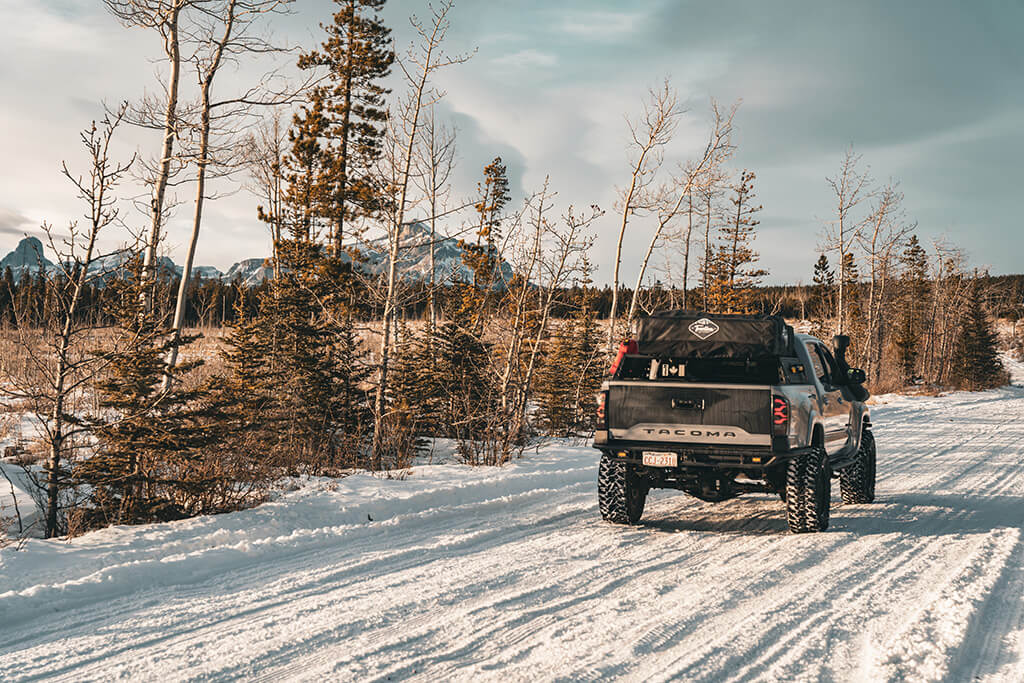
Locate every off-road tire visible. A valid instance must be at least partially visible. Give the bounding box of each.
[785,445,831,533]
[598,455,647,525]
[840,429,876,504]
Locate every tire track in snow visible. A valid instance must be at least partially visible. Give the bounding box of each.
[3,388,1024,682]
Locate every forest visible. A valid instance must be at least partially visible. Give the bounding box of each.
[0,0,1017,540]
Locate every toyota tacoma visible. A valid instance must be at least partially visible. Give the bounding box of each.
[594,311,876,533]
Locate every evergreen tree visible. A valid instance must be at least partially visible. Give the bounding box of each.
[534,321,579,436]
[705,170,766,313]
[535,260,605,436]
[458,157,511,328]
[840,250,866,363]
[217,241,370,473]
[949,281,1005,390]
[811,254,835,336]
[298,0,394,253]
[279,98,331,241]
[894,234,929,384]
[77,258,213,529]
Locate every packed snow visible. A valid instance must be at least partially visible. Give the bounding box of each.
[2,372,1024,681]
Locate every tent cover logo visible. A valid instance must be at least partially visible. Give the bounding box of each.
[688,318,720,340]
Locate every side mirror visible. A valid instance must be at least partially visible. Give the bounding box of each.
[847,368,866,384]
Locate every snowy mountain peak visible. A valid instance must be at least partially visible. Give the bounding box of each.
[0,237,55,278]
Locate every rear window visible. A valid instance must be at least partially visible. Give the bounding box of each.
[615,356,787,384]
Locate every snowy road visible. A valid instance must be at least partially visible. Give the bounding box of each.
[2,385,1024,682]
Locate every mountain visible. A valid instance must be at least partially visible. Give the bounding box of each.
[0,237,58,280]
[357,221,514,285]
[0,223,512,288]
[190,265,223,281]
[222,258,273,287]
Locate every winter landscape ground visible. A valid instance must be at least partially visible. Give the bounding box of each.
[2,366,1024,682]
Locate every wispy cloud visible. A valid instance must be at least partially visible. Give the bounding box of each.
[0,207,33,237]
[558,9,647,40]
[492,49,558,70]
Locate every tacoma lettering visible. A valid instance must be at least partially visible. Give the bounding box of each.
[643,429,738,437]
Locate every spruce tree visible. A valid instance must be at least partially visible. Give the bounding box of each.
[949,282,1005,390]
[716,170,767,313]
[535,261,605,436]
[77,258,213,530]
[811,254,835,337]
[298,0,394,253]
[458,157,511,329]
[894,235,929,384]
[217,241,370,473]
[534,321,578,436]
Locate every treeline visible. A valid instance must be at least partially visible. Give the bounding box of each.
[6,266,1023,330]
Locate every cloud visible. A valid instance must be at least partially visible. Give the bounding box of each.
[558,9,647,40]
[492,49,557,70]
[0,207,33,237]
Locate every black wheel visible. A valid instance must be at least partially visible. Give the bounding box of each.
[598,455,647,525]
[785,445,831,533]
[840,429,876,504]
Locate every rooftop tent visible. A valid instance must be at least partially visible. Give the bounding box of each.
[635,311,794,359]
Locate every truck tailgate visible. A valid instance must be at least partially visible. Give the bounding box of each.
[607,382,771,446]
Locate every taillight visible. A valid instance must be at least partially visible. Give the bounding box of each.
[772,396,789,436]
[596,391,608,430]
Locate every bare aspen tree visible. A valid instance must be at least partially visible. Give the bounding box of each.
[921,240,969,384]
[105,0,190,311]
[246,110,288,270]
[370,0,469,464]
[858,182,913,381]
[497,183,552,421]
[413,104,457,335]
[625,99,736,323]
[823,147,873,334]
[490,186,601,458]
[608,80,680,348]
[163,0,297,390]
[698,172,727,311]
[0,108,133,537]
[512,204,602,438]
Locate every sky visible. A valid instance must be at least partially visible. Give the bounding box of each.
[1,0,1022,285]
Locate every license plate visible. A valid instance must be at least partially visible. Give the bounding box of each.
[642,451,678,467]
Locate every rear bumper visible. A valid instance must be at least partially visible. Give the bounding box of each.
[593,437,812,470]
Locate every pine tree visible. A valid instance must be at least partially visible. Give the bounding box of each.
[949,282,1005,390]
[76,258,213,530]
[706,170,767,313]
[298,0,394,253]
[535,260,605,436]
[458,157,511,329]
[811,254,835,337]
[894,234,929,384]
[217,241,370,473]
[279,97,332,242]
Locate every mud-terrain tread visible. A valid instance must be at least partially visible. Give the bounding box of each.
[785,455,806,531]
[598,455,646,525]
[786,445,831,533]
[802,446,831,532]
[840,429,876,504]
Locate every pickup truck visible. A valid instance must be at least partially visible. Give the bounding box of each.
[594,311,876,533]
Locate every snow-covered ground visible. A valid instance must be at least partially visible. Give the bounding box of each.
[2,377,1024,681]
